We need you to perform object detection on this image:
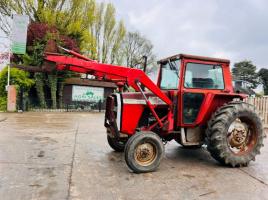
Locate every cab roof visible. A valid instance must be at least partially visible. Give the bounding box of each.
[157,54,230,64]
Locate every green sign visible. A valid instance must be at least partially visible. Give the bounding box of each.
[11,15,29,54]
[72,85,104,102]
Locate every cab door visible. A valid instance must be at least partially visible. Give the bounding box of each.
[178,60,225,127]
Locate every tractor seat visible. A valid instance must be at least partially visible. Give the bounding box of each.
[192,78,214,88]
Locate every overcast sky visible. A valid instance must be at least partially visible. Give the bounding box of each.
[1,0,268,69]
[104,0,268,69]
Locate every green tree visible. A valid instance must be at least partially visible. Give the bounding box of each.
[258,68,268,95]
[232,61,259,89]
[110,20,126,64]
[0,0,101,109]
[0,67,34,110]
[0,0,97,53]
[101,3,116,63]
[0,0,127,64]
[48,73,57,109]
[91,3,126,63]
[1,0,157,109]
[23,41,48,108]
[93,2,105,61]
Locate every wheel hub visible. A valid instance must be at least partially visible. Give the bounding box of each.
[134,143,156,166]
[229,127,247,148]
[227,119,252,153]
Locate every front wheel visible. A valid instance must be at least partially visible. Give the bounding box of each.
[206,101,265,167]
[107,135,127,152]
[124,131,164,173]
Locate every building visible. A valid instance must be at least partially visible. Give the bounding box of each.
[63,78,117,111]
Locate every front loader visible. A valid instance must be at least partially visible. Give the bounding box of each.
[44,47,265,173]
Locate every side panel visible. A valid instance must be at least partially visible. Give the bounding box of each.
[183,93,204,124]
[120,92,169,135]
[105,93,145,136]
[121,104,144,134]
[180,93,244,127]
[121,93,147,135]
[115,93,122,130]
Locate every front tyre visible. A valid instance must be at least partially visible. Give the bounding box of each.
[206,101,265,167]
[124,131,164,173]
[107,135,127,152]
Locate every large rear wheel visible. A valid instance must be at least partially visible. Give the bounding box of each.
[124,131,164,173]
[206,101,265,167]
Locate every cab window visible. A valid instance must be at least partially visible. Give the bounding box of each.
[160,59,180,89]
[184,63,224,89]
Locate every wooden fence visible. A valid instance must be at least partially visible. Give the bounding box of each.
[245,96,268,127]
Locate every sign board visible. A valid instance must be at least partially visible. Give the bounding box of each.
[72,85,104,102]
[11,15,29,54]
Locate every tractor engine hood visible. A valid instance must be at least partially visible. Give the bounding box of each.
[122,92,168,106]
[105,91,170,137]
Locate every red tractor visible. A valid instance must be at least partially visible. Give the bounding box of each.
[44,47,265,173]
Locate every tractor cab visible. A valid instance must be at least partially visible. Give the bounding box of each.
[157,54,232,91]
[157,54,234,127]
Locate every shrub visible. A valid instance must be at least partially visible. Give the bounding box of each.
[0,67,35,111]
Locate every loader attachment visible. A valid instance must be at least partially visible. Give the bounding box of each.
[44,47,174,132]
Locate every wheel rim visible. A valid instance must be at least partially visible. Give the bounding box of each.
[227,118,257,155]
[134,142,157,166]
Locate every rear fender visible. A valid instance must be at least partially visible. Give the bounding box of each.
[194,93,245,126]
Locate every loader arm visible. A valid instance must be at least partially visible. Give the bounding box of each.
[44,52,172,106]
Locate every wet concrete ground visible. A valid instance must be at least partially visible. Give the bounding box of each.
[0,112,267,200]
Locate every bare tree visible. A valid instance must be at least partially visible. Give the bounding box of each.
[121,31,156,71]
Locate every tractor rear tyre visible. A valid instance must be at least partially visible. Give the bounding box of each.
[124,131,164,173]
[206,101,265,167]
[107,135,127,152]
